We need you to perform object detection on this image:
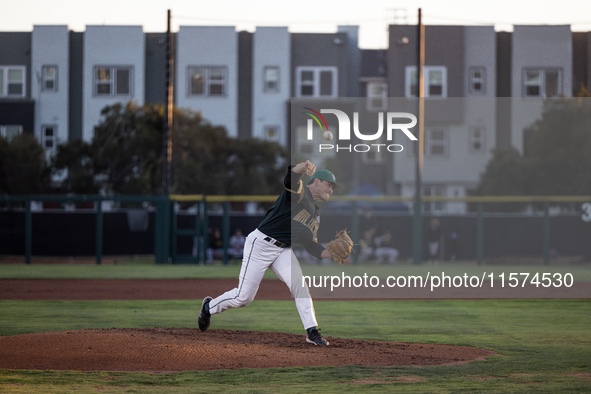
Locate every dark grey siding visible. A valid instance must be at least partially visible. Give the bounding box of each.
[0,32,33,135]
[496,32,512,97]
[0,32,32,99]
[359,49,387,97]
[588,32,591,92]
[291,33,350,96]
[572,32,587,94]
[144,33,168,105]
[238,31,253,139]
[0,101,34,134]
[387,25,416,97]
[68,31,84,140]
[387,26,464,97]
[426,26,464,97]
[496,32,512,149]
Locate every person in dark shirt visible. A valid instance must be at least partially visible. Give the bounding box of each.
[207,228,224,264]
[198,160,339,346]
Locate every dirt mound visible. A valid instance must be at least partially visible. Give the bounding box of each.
[0,328,496,371]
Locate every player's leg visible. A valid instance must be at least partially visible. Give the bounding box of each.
[207,230,283,315]
[269,248,318,330]
[270,249,328,345]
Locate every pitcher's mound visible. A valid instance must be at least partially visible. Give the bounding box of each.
[0,328,496,371]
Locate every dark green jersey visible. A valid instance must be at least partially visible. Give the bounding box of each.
[257,165,325,260]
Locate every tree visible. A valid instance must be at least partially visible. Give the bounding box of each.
[51,102,288,195]
[474,147,529,211]
[476,96,591,210]
[91,102,163,195]
[51,139,97,194]
[522,97,591,195]
[170,107,288,195]
[0,133,50,194]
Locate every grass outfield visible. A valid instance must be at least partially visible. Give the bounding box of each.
[1,261,591,281]
[1,299,590,393]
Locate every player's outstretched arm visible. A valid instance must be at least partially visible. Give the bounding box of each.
[292,160,316,176]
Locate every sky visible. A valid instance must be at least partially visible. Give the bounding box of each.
[2,0,591,49]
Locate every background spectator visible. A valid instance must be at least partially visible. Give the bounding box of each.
[374,230,399,264]
[228,228,246,260]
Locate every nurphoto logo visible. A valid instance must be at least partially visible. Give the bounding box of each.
[302,107,418,153]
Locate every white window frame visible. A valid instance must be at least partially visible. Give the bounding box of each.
[188,66,227,97]
[523,68,562,97]
[425,128,448,157]
[295,66,338,98]
[41,65,58,92]
[366,81,388,111]
[469,126,486,154]
[42,124,57,150]
[263,66,280,93]
[405,66,447,97]
[93,66,133,97]
[0,125,23,141]
[0,65,26,98]
[264,125,280,141]
[362,136,385,164]
[423,185,446,213]
[296,124,336,158]
[469,67,486,95]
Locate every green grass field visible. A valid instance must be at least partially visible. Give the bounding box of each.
[1,262,590,393]
[2,260,590,281]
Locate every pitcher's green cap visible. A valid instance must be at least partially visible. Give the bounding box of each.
[310,169,341,190]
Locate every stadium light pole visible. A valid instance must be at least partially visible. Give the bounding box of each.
[412,8,425,265]
[162,9,174,195]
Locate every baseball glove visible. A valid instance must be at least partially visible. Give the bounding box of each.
[326,230,354,264]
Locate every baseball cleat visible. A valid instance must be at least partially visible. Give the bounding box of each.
[198,296,213,332]
[306,328,329,346]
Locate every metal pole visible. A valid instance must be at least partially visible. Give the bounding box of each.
[351,200,359,264]
[477,202,483,265]
[222,201,230,265]
[412,8,425,265]
[543,202,550,265]
[25,199,31,265]
[202,199,209,264]
[154,196,169,264]
[162,9,174,195]
[95,199,103,265]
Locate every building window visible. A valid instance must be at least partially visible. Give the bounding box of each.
[469,67,485,94]
[94,66,133,97]
[523,68,561,97]
[42,65,58,92]
[295,66,338,97]
[366,81,388,111]
[362,136,384,163]
[405,66,447,97]
[263,66,280,93]
[0,66,26,97]
[0,125,23,141]
[423,185,446,213]
[296,125,336,158]
[42,125,56,150]
[426,128,448,157]
[469,126,486,153]
[297,126,314,154]
[264,125,279,141]
[188,66,227,97]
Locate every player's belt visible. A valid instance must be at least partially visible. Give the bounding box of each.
[263,237,289,248]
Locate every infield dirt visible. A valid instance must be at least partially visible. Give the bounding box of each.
[0,278,498,371]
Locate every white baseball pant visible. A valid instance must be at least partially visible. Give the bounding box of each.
[207,228,318,330]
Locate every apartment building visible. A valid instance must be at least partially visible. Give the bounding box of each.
[0,23,590,207]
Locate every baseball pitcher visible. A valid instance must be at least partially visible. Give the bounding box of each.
[198,160,352,346]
